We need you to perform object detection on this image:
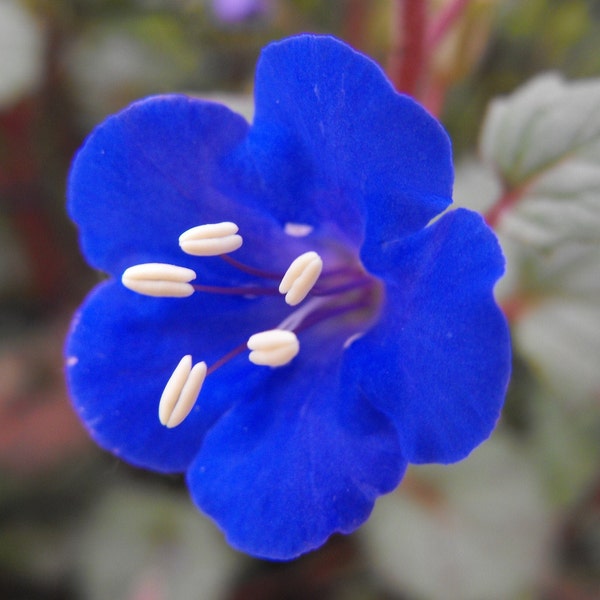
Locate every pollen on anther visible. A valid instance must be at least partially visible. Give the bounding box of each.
[179,222,243,256]
[122,263,196,297]
[247,329,300,367]
[158,356,207,428]
[279,251,323,306]
[284,222,313,237]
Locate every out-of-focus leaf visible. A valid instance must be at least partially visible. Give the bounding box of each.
[481,73,600,186]
[200,92,254,122]
[516,296,600,403]
[65,16,201,125]
[363,433,552,600]
[499,160,600,247]
[0,0,43,107]
[453,156,502,215]
[480,73,600,247]
[497,234,600,402]
[529,387,599,507]
[76,481,242,600]
[468,74,600,404]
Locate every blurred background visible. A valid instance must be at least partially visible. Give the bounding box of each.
[0,0,599,598]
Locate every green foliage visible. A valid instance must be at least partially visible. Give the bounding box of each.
[480,74,600,403]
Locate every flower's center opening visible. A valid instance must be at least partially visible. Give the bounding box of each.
[121,221,382,429]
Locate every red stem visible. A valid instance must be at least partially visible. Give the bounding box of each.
[426,0,471,48]
[388,0,428,96]
[342,0,370,50]
[499,294,534,324]
[484,185,526,230]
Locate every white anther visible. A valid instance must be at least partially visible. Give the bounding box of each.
[278,251,323,306]
[158,355,207,428]
[179,222,243,256]
[247,329,300,367]
[284,222,313,237]
[121,263,196,297]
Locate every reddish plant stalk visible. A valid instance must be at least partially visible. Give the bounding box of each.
[342,0,371,50]
[388,0,428,97]
[499,294,535,324]
[426,0,471,48]
[484,185,526,230]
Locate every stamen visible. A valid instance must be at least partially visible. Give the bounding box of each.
[158,355,207,428]
[179,222,243,256]
[122,263,196,297]
[276,296,330,332]
[279,251,323,306]
[284,222,313,237]
[247,329,300,367]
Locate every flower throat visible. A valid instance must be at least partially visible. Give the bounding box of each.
[121,221,382,429]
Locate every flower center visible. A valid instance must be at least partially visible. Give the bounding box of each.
[121,221,382,428]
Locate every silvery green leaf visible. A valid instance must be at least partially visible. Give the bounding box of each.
[75,481,242,600]
[201,92,254,122]
[480,73,600,247]
[453,156,502,214]
[481,73,600,186]
[466,77,600,403]
[529,388,599,506]
[0,0,43,107]
[363,434,551,600]
[497,235,600,403]
[499,161,600,246]
[516,296,600,403]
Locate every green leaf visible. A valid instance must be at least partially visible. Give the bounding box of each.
[480,73,600,247]
[473,75,600,404]
[481,73,600,185]
[75,480,242,600]
[516,294,600,402]
[363,434,551,600]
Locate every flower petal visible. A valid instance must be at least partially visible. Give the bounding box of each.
[244,35,453,248]
[186,332,406,560]
[344,208,511,464]
[65,280,291,472]
[68,92,338,282]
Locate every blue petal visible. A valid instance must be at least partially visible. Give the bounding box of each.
[69,96,301,279]
[344,209,511,464]
[68,92,348,284]
[66,280,292,472]
[186,329,406,560]
[68,95,249,276]
[244,35,453,248]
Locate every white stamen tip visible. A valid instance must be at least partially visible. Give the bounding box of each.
[158,356,207,428]
[179,222,243,256]
[121,263,196,297]
[284,222,313,237]
[278,251,323,306]
[247,329,299,367]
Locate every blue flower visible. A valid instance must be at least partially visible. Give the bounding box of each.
[66,35,511,560]
[211,0,270,22]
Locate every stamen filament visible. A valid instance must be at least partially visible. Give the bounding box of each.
[312,276,373,297]
[276,296,330,332]
[295,297,373,335]
[206,343,248,375]
[219,254,283,280]
[192,284,280,296]
[122,263,196,297]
